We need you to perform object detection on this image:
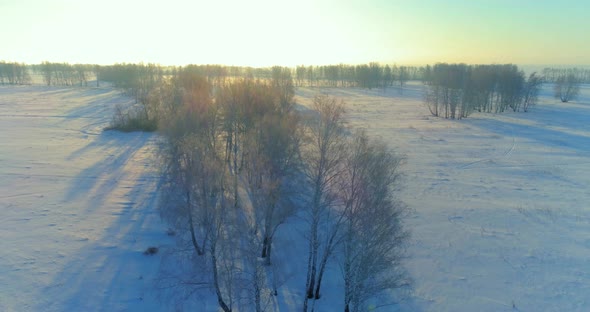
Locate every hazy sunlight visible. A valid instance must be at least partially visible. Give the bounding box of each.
[0,0,586,66]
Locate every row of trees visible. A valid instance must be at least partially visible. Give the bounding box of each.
[150,68,408,311]
[2,61,428,91]
[98,63,296,105]
[99,63,165,103]
[294,64,422,89]
[542,67,590,84]
[424,63,543,119]
[31,62,96,86]
[0,61,30,85]
[98,62,425,96]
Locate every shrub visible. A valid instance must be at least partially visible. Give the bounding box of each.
[105,104,157,132]
[144,246,159,255]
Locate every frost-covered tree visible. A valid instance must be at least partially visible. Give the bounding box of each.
[340,130,409,312]
[302,95,348,310]
[157,74,239,312]
[239,83,301,266]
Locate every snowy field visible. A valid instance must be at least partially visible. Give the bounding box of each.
[296,83,590,312]
[0,86,169,311]
[1,82,589,311]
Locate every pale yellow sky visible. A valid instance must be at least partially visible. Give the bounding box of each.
[0,0,588,66]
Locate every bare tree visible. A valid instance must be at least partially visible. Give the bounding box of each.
[307,65,316,87]
[424,63,530,118]
[244,112,302,265]
[94,65,100,87]
[41,61,53,86]
[157,74,242,312]
[554,73,580,102]
[296,65,307,87]
[522,72,543,112]
[75,64,88,86]
[208,171,238,312]
[398,66,408,90]
[271,66,296,113]
[383,65,393,89]
[0,62,30,85]
[218,79,250,207]
[340,130,409,312]
[301,95,348,311]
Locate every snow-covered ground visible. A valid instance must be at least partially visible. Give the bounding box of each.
[1,82,589,311]
[0,86,170,311]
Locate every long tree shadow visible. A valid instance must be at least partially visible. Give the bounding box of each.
[468,103,590,155]
[63,88,134,120]
[62,85,153,211]
[63,131,154,213]
[37,131,170,311]
[31,83,172,311]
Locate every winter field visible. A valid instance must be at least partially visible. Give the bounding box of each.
[1,82,589,311]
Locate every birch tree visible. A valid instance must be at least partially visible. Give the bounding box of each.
[340,130,409,312]
[302,95,348,311]
[522,72,543,112]
[245,112,302,265]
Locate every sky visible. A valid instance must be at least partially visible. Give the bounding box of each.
[0,0,589,67]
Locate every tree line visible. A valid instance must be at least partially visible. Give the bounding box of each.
[98,62,426,92]
[29,62,97,87]
[99,63,165,104]
[146,67,408,311]
[294,63,424,89]
[0,61,30,85]
[2,61,429,92]
[423,63,544,119]
[542,67,590,84]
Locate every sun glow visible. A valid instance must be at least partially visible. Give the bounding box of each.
[0,0,588,66]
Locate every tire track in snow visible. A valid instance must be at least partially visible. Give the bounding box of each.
[0,172,160,182]
[78,120,108,136]
[459,125,517,169]
[0,114,103,119]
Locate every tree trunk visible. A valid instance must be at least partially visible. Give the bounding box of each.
[303,245,314,312]
[212,251,232,312]
[314,236,333,299]
[254,263,262,312]
[307,263,316,299]
[261,203,274,265]
[306,210,319,299]
[261,236,268,258]
[233,129,239,208]
[265,238,272,266]
[314,260,325,299]
[187,191,203,255]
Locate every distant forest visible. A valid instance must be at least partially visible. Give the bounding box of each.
[1,60,589,88]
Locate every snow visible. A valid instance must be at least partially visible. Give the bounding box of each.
[1,82,589,311]
[0,86,170,311]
